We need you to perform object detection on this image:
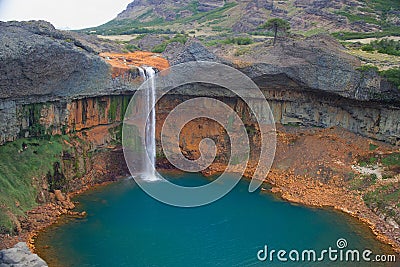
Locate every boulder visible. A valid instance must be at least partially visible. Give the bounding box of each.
[53,190,75,210]
[53,190,65,202]
[163,40,225,65]
[0,242,47,267]
[0,21,111,99]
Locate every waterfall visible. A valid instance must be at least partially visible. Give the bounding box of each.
[138,66,158,181]
[138,67,145,80]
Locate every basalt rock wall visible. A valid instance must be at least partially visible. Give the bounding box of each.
[0,22,399,147]
[0,95,132,145]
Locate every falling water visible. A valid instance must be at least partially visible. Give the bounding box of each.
[138,67,145,80]
[138,66,158,181]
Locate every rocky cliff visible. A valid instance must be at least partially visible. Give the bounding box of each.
[162,37,400,145]
[1,21,399,145]
[0,21,135,144]
[0,21,400,245]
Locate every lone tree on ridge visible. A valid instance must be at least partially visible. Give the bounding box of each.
[261,18,291,45]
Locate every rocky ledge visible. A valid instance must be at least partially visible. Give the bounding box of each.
[0,21,113,101]
[1,21,399,145]
[161,37,400,145]
[0,242,47,267]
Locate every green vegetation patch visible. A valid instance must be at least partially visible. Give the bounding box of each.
[152,34,188,53]
[107,95,132,121]
[364,184,400,206]
[332,27,400,40]
[177,0,199,15]
[108,96,119,121]
[205,36,253,47]
[234,47,251,56]
[363,182,400,224]
[81,18,177,35]
[108,124,123,145]
[22,103,47,137]
[0,136,67,233]
[124,43,140,52]
[381,152,400,167]
[177,2,237,25]
[121,95,131,120]
[336,11,380,25]
[80,2,237,36]
[361,39,400,56]
[369,143,379,151]
[357,65,400,89]
[380,68,400,89]
[356,64,376,73]
[363,0,400,12]
[349,174,378,190]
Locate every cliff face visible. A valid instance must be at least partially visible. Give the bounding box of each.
[0,21,176,145]
[160,38,400,145]
[0,94,135,144]
[1,22,399,147]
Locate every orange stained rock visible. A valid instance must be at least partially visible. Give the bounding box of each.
[100,51,170,78]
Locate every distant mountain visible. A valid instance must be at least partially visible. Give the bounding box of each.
[81,0,400,36]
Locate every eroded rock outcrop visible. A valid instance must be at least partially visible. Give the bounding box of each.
[162,39,400,145]
[1,21,398,146]
[0,21,176,144]
[0,21,111,99]
[238,35,400,102]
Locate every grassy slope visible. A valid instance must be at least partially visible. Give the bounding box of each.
[81,2,238,35]
[79,0,399,37]
[0,136,67,233]
[351,152,400,225]
[329,0,400,39]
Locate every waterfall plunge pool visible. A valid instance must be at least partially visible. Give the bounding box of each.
[35,172,398,266]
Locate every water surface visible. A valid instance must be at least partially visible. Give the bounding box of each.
[36,172,398,266]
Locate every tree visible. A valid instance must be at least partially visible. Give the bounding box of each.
[261,18,291,45]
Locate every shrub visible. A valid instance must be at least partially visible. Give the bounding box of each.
[361,44,374,52]
[356,65,379,72]
[151,43,168,53]
[234,37,253,45]
[124,44,138,52]
[234,47,251,56]
[332,29,400,40]
[361,39,400,56]
[151,34,188,53]
[369,143,379,151]
[380,68,400,89]
[369,157,378,165]
[205,37,253,47]
[381,152,400,167]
